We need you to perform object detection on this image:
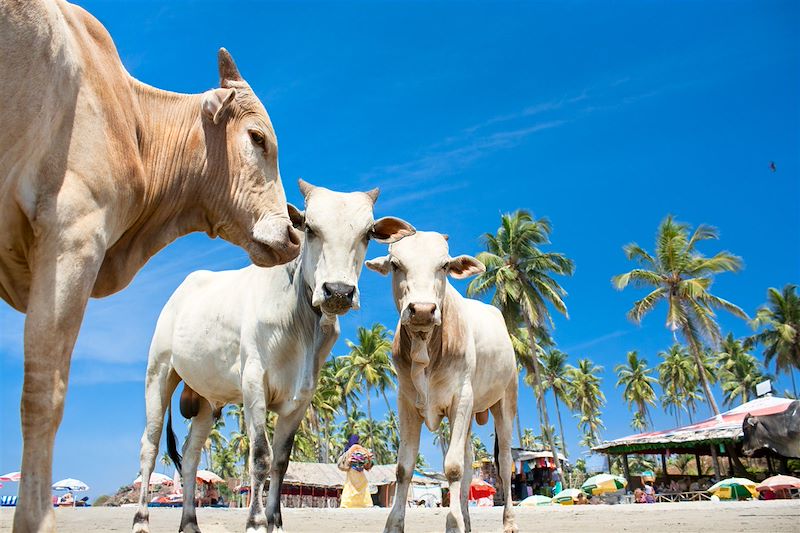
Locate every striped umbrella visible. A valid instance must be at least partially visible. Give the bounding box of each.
[519,494,552,506]
[552,488,586,505]
[756,475,800,492]
[708,478,757,500]
[581,474,627,495]
[0,472,21,482]
[52,478,90,492]
[133,472,174,487]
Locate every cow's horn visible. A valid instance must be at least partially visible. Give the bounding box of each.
[365,188,380,204]
[298,178,315,199]
[218,48,243,83]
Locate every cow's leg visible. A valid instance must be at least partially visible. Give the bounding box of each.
[383,395,423,533]
[13,222,105,533]
[459,432,473,533]
[444,382,474,533]
[133,363,181,533]
[179,400,213,533]
[243,372,272,533]
[265,407,306,533]
[490,382,518,533]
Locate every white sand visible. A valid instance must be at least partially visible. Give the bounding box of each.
[1,500,798,532]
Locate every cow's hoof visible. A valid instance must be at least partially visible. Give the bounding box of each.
[132,509,150,533]
[503,523,519,533]
[180,523,202,533]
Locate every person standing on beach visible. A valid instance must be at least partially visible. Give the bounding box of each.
[337,435,375,508]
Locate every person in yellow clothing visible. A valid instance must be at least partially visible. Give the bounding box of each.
[337,435,374,508]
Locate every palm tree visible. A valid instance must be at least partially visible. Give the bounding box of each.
[433,419,451,458]
[717,333,770,406]
[201,416,227,471]
[227,404,249,477]
[566,359,605,447]
[160,451,172,474]
[612,215,748,416]
[658,344,700,425]
[615,351,658,429]
[472,434,489,461]
[313,359,345,462]
[539,349,573,457]
[468,210,575,478]
[337,323,396,453]
[520,428,537,449]
[749,284,800,395]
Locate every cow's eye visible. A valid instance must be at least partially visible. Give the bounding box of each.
[305,225,316,238]
[249,130,266,147]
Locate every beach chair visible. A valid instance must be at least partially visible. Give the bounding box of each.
[0,495,17,507]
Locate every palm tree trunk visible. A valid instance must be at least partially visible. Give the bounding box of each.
[522,316,564,480]
[687,341,721,417]
[790,370,798,397]
[366,384,376,452]
[553,394,569,458]
[515,409,524,448]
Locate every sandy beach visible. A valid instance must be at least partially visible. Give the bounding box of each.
[1,500,798,533]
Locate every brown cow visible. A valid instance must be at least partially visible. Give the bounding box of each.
[0,1,300,530]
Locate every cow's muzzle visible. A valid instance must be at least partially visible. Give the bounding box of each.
[320,282,356,315]
[250,219,302,267]
[402,302,440,330]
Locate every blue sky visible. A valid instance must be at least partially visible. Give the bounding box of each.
[1,1,798,499]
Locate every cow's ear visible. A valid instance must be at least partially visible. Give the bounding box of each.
[371,217,415,244]
[365,255,391,276]
[218,48,243,85]
[448,255,485,279]
[202,88,236,124]
[287,204,305,230]
[745,415,757,427]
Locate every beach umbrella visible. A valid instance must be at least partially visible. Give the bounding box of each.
[133,472,174,487]
[52,478,89,492]
[552,488,586,505]
[708,478,757,500]
[196,470,224,484]
[0,471,21,482]
[519,495,552,507]
[581,474,627,495]
[756,475,800,492]
[468,478,496,500]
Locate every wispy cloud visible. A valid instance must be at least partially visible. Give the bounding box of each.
[562,329,629,353]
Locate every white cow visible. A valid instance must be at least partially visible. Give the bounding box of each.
[133,181,414,533]
[366,232,518,533]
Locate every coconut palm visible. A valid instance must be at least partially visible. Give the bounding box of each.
[467,210,575,477]
[717,333,770,406]
[433,419,451,458]
[159,451,172,474]
[200,416,227,471]
[337,323,396,453]
[749,284,800,395]
[520,428,537,449]
[472,434,489,461]
[227,404,249,476]
[658,344,700,425]
[615,351,658,429]
[566,359,605,447]
[612,215,748,416]
[539,348,573,457]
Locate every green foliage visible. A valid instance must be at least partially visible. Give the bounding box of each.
[717,333,770,406]
[612,215,747,416]
[566,359,605,446]
[748,284,800,394]
[615,351,658,429]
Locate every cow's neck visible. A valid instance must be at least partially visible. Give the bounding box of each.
[402,285,460,425]
[93,81,209,297]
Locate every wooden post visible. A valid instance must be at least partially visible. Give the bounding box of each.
[660,453,668,479]
[710,445,721,479]
[767,455,774,475]
[622,454,631,484]
[695,454,703,476]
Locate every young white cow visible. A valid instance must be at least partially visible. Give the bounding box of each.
[367,232,518,533]
[133,181,414,533]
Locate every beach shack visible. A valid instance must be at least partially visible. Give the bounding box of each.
[473,447,569,502]
[592,396,798,492]
[236,462,397,508]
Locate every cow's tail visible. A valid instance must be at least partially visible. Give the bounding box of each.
[166,402,183,474]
